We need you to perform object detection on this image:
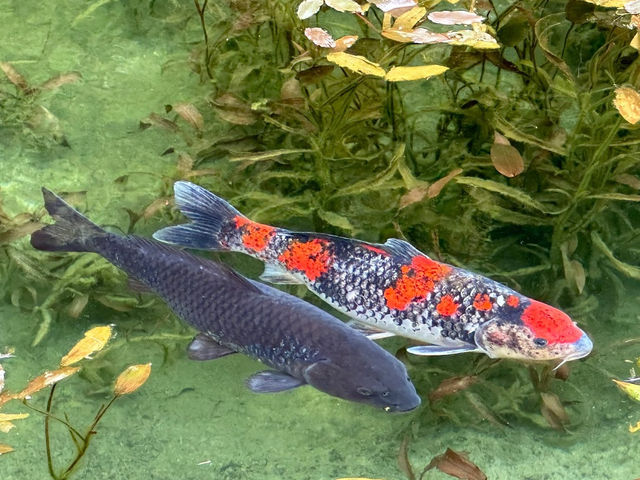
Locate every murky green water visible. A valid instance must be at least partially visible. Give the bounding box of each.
[1,1,639,479]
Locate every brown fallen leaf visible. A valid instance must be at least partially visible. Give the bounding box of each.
[429,375,478,403]
[39,71,82,91]
[0,62,30,93]
[490,132,524,177]
[16,366,80,399]
[212,93,258,125]
[173,103,204,131]
[540,391,569,431]
[399,182,429,209]
[333,35,359,52]
[614,86,640,124]
[424,448,487,480]
[428,168,463,198]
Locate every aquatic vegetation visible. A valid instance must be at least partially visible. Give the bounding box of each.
[0,62,80,147]
[0,326,151,478]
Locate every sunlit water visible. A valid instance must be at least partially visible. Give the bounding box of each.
[1,1,639,479]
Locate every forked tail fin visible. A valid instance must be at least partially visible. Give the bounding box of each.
[30,188,105,252]
[153,181,243,250]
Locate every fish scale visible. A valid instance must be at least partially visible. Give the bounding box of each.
[154,181,594,365]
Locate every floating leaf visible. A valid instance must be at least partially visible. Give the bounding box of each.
[630,421,640,433]
[626,0,640,13]
[424,448,487,480]
[613,379,640,402]
[60,326,113,367]
[114,363,151,396]
[326,52,386,77]
[297,0,324,19]
[581,0,624,5]
[304,27,336,48]
[17,366,80,399]
[428,168,463,198]
[490,132,524,177]
[173,103,204,131]
[333,35,359,52]
[385,64,448,81]
[613,86,640,124]
[0,413,29,422]
[325,0,362,13]
[394,6,426,30]
[0,444,14,455]
[427,11,485,25]
[445,28,500,49]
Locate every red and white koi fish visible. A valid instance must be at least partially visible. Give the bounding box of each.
[154,182,593,365]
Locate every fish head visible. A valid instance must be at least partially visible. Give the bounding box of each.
[303,358,421,412]
[474,299,593,363]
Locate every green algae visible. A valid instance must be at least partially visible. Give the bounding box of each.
[1,0,640,478]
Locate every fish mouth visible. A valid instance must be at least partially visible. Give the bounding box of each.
[383,399,421,413]
[553,333,593,370]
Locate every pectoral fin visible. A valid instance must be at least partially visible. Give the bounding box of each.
[187,333,236,361]
[246,370,305,393]
[259,264,303,284]
[407,344,480,356]
[347,321,396,340]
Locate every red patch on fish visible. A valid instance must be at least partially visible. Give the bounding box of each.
[507,295,519,307]
[473,293,492,311]
[520,300,582,344]
[278,239,332,281]
[436,294,459,316]
[234,216,275,252]
[362,244,389,256]
[384,256,452,310]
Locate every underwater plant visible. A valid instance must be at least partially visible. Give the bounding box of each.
[0,326,152,479]
[0,62,80,147]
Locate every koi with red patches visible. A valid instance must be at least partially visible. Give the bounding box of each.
[233,216,275,252]
[154,182,593,365]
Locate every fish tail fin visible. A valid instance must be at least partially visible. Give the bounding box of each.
[30,188,105,253]
[152,181,245,251]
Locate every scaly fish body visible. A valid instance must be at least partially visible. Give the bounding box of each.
[30,188,420,412]
[154,182,593,364]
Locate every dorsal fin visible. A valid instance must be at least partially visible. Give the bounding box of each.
[380,238,430,261]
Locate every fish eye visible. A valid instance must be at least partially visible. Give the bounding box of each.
[357,387,372,397]
[533,337,548,347]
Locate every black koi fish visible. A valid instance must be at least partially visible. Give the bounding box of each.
[30,188,420,412]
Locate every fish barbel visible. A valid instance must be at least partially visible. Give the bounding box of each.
[154,181,593,366]
[30,188,420,412]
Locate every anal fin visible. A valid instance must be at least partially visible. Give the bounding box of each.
[347,321,396,340]
[259,264,303,285]
[407,344,480,356]
[187,333,236,361]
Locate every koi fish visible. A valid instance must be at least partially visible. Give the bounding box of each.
[154,182,593,366]
[30,188,420,412]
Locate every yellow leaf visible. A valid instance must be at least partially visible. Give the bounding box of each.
[631,32,640,51]
[326,52,386,77]
[0,422,15,433]
[0,444,14,455]
[581,0,624,6]
[393,6,426,30]
[613,379,640,402]
[60,326,113,367]
[0,413,29,422]
[114,363,152,396]
[17,366,80,399]
[385,64,448,81]
[446,29,500,49]
[0,364,4,395]
[332,35,359,52]
[629,421,640,433]
[613,86,640,124]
